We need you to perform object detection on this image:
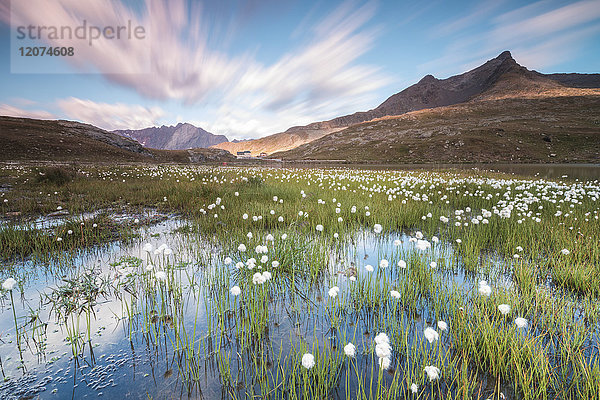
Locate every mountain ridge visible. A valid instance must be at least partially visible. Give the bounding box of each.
[0,116,234,163]
[212,51,600,156]
[115,122,228,150]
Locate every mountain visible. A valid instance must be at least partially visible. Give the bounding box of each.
[274,91,600,163]
[115,123,228,150]
[213,51,600,156]
[213,125,344,156]
[0,116,234,163]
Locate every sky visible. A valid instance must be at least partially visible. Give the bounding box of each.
[0,0,599,140]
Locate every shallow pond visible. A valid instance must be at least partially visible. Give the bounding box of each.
[1,213,584,400]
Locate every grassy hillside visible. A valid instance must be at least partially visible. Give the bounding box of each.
[275,93,600,163]
[0,116,234,163]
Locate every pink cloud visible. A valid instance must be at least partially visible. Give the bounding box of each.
[56,97,165,130]
[0,103,55,119]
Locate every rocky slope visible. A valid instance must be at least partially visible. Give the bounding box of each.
[115,123,228,150]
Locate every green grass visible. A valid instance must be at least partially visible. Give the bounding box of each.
[1,164,599,399]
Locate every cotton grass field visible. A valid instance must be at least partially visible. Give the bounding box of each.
[0,164,599,399]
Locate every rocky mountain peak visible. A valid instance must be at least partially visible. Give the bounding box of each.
[418,74,437,84]
[114,123,228,150]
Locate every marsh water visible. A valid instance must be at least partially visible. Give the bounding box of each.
[0,214,520,399]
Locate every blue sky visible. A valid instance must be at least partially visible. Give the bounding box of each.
[0,0,599,139]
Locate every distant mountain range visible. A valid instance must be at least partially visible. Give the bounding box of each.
[114,122,228,150]
[213,51,600,157]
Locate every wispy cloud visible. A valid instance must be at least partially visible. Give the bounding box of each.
[56,97,165,130]
[0,103,55,120]
[490,0,600,47]
[421,0,600,77]
[207,1,389,138]
[2,0,387,137]
[432,0,504,37]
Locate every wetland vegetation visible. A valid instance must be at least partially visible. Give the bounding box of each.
[0,164,599,399]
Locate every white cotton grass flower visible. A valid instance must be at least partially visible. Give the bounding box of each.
[316,224,324,232]
[365,264,374,272]
[498,304,511,315]
[155,271,167,282]
[437,321,448,332]
[515,317,528,328]
[230,286,241,296]
[252,272,268,284]
[224,257,232,265]
[393,239,401,246]
[424,365,441,381]
[2,278,17,291]
[561,248,570,255]
[390,290,401,299]
[301,353,315,369]
[238,244,247,252]
[410,383,418,393]
[343,342,356,358]
[379,259,389,269]
[266,234,274,242]
[378,356,391,370]
[429,262,437,269]
[432,236,439,244]
[164,248,173,256]
[424,327,439,344]
[373,224,382,233]
[272,261,279,268]
[374,332,392,370]
[235,261,244,269]
[415,231,423,239]
[143,243,153,252]
[478,280,492,297]
[374,332,389,345]
[281,233,287,240]
[415,239,431,251]
[397,260,407,269]
[375,342,391,359]
[328,286,340,298]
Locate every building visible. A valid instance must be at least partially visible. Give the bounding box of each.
[236,150,252,159]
